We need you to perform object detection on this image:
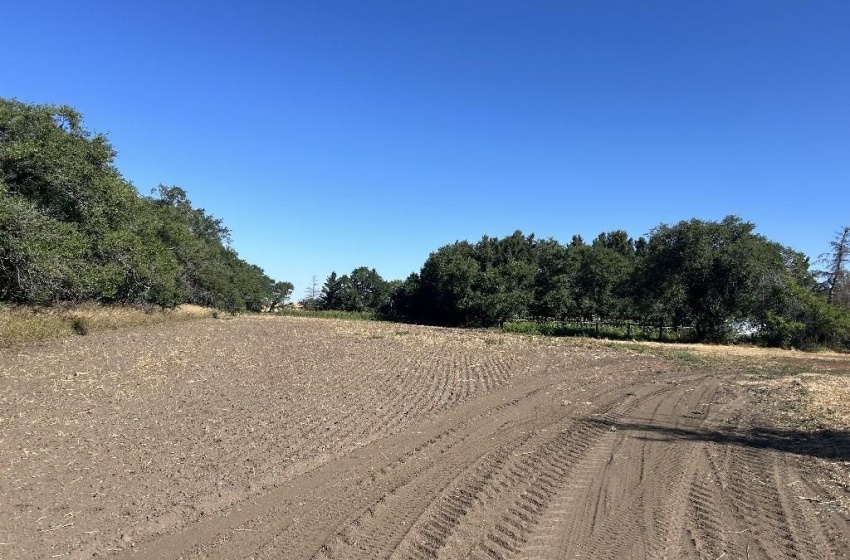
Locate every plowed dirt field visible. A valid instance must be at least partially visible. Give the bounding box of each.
[2,316,848,559]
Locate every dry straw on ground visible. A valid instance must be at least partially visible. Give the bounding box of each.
[779,374,850,431]
[0,302,213,348]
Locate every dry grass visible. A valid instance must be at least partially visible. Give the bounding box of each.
[795,374,850,430]
[745,374,849,429]
[0,302,213,348]
[600,336,850,431]
[604,338,848,360]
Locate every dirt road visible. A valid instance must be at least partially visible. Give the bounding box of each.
[1,317,847,559]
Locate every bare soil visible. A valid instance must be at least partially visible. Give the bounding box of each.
[1,316,848,559]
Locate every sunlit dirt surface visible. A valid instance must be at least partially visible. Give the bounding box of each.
[1,317,847,559]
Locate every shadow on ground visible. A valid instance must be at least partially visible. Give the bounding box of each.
[589,418,850,461]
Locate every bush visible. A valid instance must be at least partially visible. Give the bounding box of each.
[761,312,805,349]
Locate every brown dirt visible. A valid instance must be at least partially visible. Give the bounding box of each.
[1,317,847,559]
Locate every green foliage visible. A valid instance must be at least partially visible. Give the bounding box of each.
[399,230,639,328]
[637,216,786,342]
[0,98,286,311]
[319,267,392,313]
[574,234,637,319]
[0,186,93,302]
[276,307,377,321]
[269,281,294,311]
[530,239,575,320]
[417,241,480,324]
[388,218,848,349]
[502,320,692,342]
[761,311,806,349]
[407,232,539,327]
[761,280,850,350]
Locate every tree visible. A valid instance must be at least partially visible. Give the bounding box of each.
[416,241,479,325]
[299,275,321,309]
[0,99,157,303]
[637,216,786,341]
[761,278,850,349]
[318,272,343,310]
[0,98,286,311]
[469,259,535,326]
[0,100,135,227]
[355,218,848,349]
[567,233,637,320]
[268,281,294,311]
[346,267,390,312]
[406,233,539,326]
[531,239,575,320]
[818,226,850,308]
[308,275,319,298]
[148,187,275,311]
[0,184,92,303]
[319,267,390,313]
[456,232,537,326]
[388,273,421,319]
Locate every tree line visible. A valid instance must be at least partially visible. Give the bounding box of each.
[3,98,846,348]
[0,98,292,312]
[312,222,850,349]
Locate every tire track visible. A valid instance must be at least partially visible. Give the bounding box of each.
[679,382,850,560]
[122,363,575,560]
[504,377,717,560]
[377,381,685,560]
[301,364,637,560]
[87,322,849,560]
[122,356,642,560]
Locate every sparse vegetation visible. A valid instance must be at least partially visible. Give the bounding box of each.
[0,302,212,347]
[275,307,377,321]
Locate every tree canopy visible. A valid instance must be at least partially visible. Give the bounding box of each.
[3,98,846,348]
[318,267,393,314]
[0,98,286,312]
[382,220,849,349]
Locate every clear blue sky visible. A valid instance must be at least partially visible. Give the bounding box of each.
[5,1,849,297]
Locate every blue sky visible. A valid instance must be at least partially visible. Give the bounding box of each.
[4,1,849,296]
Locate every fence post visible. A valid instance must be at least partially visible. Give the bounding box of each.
[658,322,663,341]
[627,323,631,338]
[595,321,599,336]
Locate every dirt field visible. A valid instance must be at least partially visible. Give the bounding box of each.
[1,317,848,559]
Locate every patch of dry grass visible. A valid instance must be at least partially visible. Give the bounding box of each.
[797,374,850,430]
[742,372,850,432]
[748,372,850,513]
[600,338,850,380]
[0,302,213,348]
[604,338,847,360]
